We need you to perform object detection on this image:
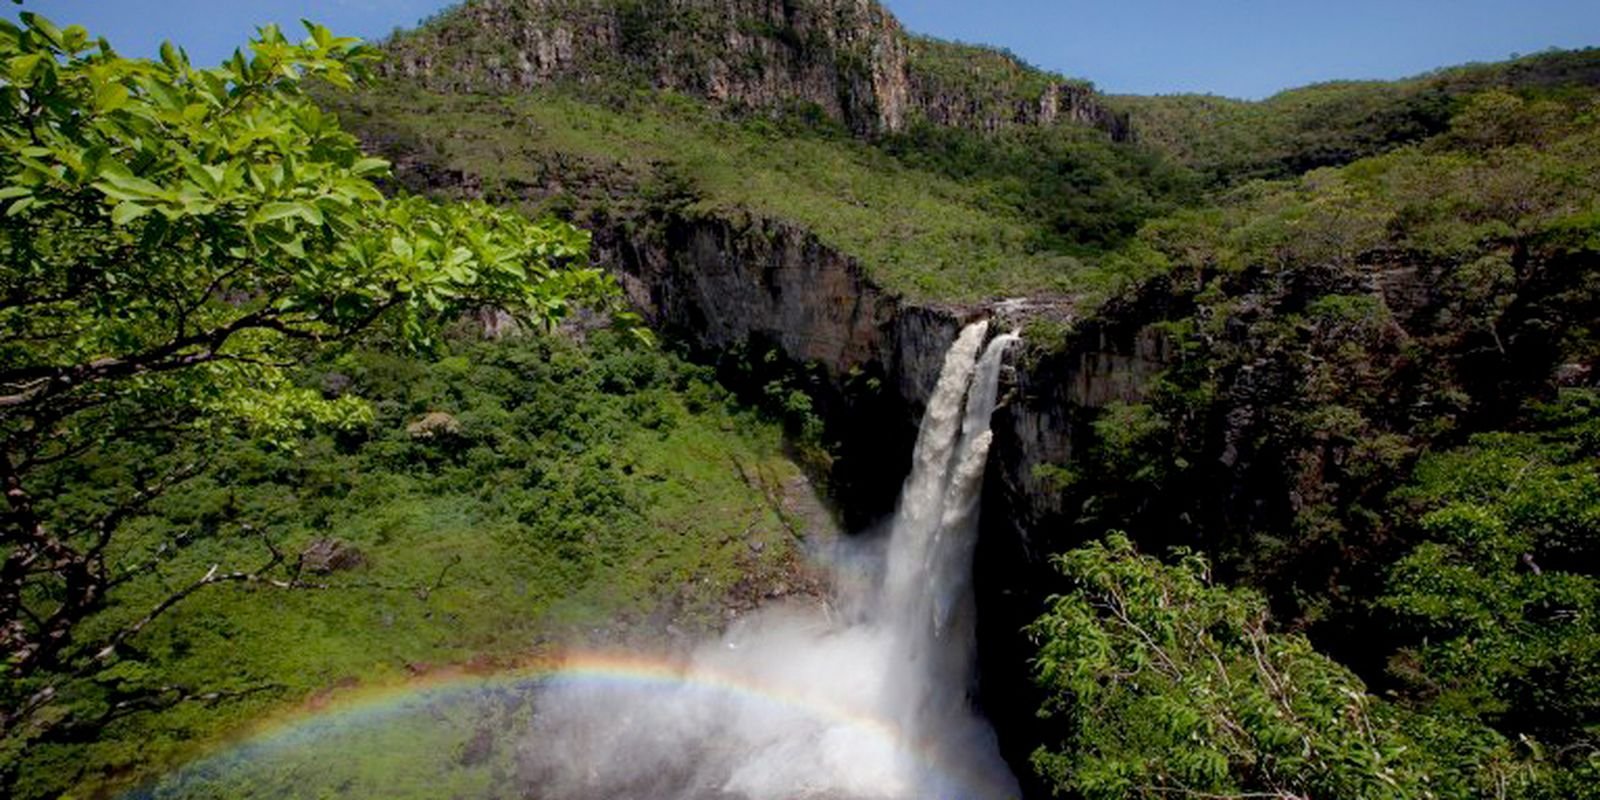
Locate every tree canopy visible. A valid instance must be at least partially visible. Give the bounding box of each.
[0,12,626,760]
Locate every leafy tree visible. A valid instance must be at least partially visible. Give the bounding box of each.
[1028,534,1472,800]
[0,13,625,759]
[1379,392,1600,782]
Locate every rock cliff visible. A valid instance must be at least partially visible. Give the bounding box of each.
[382,0,1129,138]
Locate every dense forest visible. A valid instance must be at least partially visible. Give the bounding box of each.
[2,1,1597,799]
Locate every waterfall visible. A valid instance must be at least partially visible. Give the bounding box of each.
[877,321,1021,798]
[508,320,1021,800]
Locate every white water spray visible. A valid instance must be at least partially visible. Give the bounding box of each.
[520,322,1021,799]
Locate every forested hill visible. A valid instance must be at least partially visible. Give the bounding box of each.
[1114,46,1600,184]
[344,3,1600,797]
[4,3,1598,799]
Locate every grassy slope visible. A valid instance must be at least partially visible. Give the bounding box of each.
[20,333,814,800]
[339,51,1598,307]
[334,84,1091,302]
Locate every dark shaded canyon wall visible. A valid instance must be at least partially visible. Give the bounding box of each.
[596,212,969,524]
[594,208,1178,530]
[976,303,1176,796]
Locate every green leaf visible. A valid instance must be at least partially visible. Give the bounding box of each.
[303,21,332,49]
[8,52,43,83]
[62,24,89,52]
[5,196,36,216]
[111,201,152,225]
[159,40,181,71]
[254,201,322,226]
[94,81,129,113]
[182,162,225,194]
[93,172,170,202]
[277,235,306,258]
[20,13,64,48]
[351,158,389,177]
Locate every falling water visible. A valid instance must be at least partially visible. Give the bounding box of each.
[880,322,1022,796]
[514,320,1022,799]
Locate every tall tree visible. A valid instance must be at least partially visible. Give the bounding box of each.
[0,13,626,758]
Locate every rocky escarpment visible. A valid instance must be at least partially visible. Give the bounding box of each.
[599,206,1182,797]
[600,210,968,524]
[382,0,1129,139]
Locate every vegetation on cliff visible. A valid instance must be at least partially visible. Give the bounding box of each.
[4,1,1598,798]
[1113,46,1600,186]
[1025,66,1600,800]
[1031,536,1471,800]
[329,84,1095,300]
[10,331,808,799]
[1031,397,1600,799]
[0,15,807,796]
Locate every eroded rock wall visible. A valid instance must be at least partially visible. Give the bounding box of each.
[383,0,1129,138]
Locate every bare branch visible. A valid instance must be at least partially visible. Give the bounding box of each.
[87,459,211,561]
[88,536,290,667]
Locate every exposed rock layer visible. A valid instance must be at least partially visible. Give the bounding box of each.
[382,0,1129,138]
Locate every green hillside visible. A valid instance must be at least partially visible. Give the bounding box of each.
[1112,47,1600,184]
[327,83,1187,303]
[11,331,818,800]
[3,3,1599,799]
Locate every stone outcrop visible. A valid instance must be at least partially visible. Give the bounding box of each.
[299,538,368,575]
[382,0,1129,139]
[406,411,465,440]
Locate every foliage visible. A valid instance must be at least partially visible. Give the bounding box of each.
[1029,534,1465,800]
[1026,64,1600,800]
[1379,392,1600,774]
[1113,47,1600,187]
[879,120,1196,252]
[0,14,627,771]
[330,83,1105,301]
[8,331,807,799]
[1051,76,1600,605]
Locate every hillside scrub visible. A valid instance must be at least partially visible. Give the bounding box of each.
[1030,530,1597,799]
[10,331,811,799]
[1022,72,1600,800]
[330,83,1175,302]
[1112,47,1600,186]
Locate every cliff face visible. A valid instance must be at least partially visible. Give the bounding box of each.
[382,0,1129,138]
[594,210,966,522]
[590,205,1165,795]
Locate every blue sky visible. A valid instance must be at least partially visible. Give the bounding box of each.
[882,0,1600,98]
[12,1,1600,99]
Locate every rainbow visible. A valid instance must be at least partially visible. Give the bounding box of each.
[131,651,1004,799]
